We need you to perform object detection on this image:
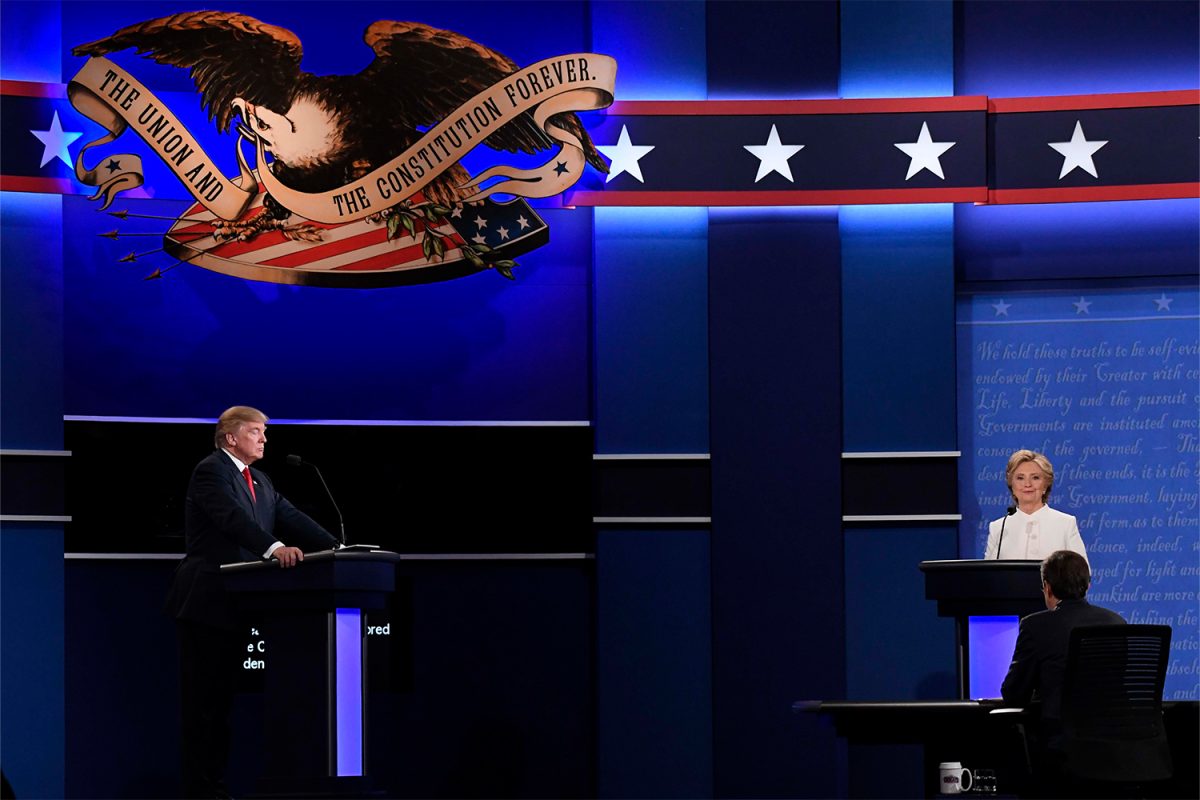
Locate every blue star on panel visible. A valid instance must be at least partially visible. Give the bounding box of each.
[105,159,122,173]
[554,161,569,176]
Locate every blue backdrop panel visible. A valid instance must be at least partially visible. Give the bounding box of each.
[593,207,708,453]
[0,527,66,800]
[956,0,1200,97]
[0,0,61,82]
[840,0,952,98]
[841,204,956,452]
[957,286,1200,699]
[61,197,591,420]
[595,529,713,799]
[589,0,706,101]
[1,8,67,795]
[586,7,713,799]
[844,526,958,700]
[1,192,65,448]
[956,199,1200,282]
[705,1,839,100]
[709,207,843,798]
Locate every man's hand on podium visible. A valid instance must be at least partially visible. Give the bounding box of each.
[271,546,305,568]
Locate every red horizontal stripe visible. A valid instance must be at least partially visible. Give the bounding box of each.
[332,238,463,272]
[0,174,76,194]
[568,187,989,207]
[0,80,66,99]
[990,90,1199,114]
[608,96,988,116]
[987,183,1200,204]
[196,226,290,259]
[261,226,390,267]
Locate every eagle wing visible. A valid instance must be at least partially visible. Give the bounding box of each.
[72,11,303,133]
[360,21,607,172]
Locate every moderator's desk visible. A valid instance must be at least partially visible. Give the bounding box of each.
[797,700,1022,798]
[797,700,1198,799]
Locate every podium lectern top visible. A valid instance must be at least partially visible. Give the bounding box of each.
[220,548,402,611]
[919,558,1043,612]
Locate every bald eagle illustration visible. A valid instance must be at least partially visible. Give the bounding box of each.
[74,11,608,239]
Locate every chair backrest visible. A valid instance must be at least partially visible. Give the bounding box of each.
[1060,623,1172,783]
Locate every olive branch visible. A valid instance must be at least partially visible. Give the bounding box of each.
[380,200,518,280]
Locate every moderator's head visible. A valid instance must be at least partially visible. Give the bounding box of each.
[1041,549,1090,601]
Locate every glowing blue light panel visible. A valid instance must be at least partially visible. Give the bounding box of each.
[969,615,1019,700]
[335,608,363,777]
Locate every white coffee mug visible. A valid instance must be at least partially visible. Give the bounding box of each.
[938,762,973,794]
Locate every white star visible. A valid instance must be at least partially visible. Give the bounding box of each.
[474,215,487,229]
[596,125,655,183]
[992,299,1012,317]
[516,215,531,230]
[894,121,956,180]
[1048,121,1108,179]
[30,111,82,168]
[743,124,805,183]
[496,226,510,241]
[1153,294,1173,311]
[1073,297,1092,314]
[472,233,487,245]
[450,206,463,218]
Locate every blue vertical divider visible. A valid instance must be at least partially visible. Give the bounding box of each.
[839,0,959,699]
[0,4,66,796]
[589,4,713,798]
[839,7,959,795]
[709,207,844,798]
[702,2,850,796]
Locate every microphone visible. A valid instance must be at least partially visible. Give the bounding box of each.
[286,454,346,546]
[995,504,1017,559]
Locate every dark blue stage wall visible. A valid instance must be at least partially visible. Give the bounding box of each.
[4,1,1200,799]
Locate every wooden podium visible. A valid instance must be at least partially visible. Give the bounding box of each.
[919,559,1043,699]
[221,548,401,795]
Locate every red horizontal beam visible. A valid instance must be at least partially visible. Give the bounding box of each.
[0,79,66,99]
[989,90,1199,114]
[568,187,989,207]
[608,96,989,116]
[987,183,1200,205]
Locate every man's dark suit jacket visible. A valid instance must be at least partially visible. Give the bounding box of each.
[164,450,338,629]
[1001,597,1126,724]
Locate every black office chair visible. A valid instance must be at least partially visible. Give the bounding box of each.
[1059,624,1173,792]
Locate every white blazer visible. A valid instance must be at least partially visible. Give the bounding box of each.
[984,504,1088,562]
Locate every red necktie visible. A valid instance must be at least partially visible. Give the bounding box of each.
[242,466,256,503]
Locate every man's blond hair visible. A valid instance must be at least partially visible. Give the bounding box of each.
[214,406,267,449]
